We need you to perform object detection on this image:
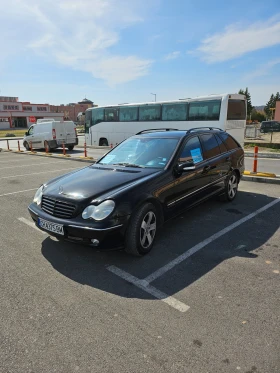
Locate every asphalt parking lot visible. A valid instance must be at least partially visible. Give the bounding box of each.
[1,151,280,373]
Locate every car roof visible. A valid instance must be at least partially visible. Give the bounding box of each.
[135,128,225,138]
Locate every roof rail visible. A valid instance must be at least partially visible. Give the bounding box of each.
[136,128,179,135]
[186,127,223,133]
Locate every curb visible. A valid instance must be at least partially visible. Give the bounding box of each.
[242,175,280,185]
[0,149,96,164]
[243,171,276,178]
[245,152,280,159]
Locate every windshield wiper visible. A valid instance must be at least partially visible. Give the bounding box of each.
[112,162,144,168]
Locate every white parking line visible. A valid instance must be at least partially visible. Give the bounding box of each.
[0,161,66,170]
[108,197,280,313]
[0,188,37,197]
[18,217,46,234]
[0,168,78,180]
[143,197,280,284]
[107,266,190,312]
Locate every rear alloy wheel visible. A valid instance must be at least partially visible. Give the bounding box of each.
[125,203,157,256]
[222,171,239,201]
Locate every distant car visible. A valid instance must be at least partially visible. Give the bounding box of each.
[28,128,244,256]
[260,121,280,133]
[23,120,78,152]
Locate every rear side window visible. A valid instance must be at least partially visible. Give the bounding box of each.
[179,136,203,164]
[227,99,246,120]
[218,132,240,150]
[200,134,221,159]
[214,134,227,153]
[139,105,161,121]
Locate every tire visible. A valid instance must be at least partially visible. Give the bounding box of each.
[125,203,158,256]
[221,171,239,202]
[100,139,108,146]
[23,141,30,151]
[68,145,74,151]
[44,141,51,153]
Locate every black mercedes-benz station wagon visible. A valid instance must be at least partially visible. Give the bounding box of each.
[28,128,244,256]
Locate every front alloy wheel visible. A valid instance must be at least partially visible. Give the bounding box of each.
[125,203,158,256]
[140,211,157,249]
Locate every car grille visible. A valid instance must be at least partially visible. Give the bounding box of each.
[41,196,76,219]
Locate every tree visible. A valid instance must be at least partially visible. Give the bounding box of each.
[264,94,275,118]
[251,109,266,123]
[239,87,253,118]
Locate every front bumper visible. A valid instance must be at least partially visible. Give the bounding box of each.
[28,203,129,249]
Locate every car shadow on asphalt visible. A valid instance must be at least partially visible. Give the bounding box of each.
[41,191,280,301]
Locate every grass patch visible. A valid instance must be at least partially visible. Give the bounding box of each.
[0,129,26,138]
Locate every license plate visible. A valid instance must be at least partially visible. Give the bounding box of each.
[38,218,64,236]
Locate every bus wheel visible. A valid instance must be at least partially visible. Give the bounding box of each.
[99,138,108,146]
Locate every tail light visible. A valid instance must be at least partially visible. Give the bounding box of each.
[74,127,77,137]
[52,129,56,139]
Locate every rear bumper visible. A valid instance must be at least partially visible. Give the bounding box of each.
[51,137,79,147]
[28,204,129,249]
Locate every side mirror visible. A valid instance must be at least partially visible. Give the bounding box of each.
[25,132,28,136]
[176,161,196,173]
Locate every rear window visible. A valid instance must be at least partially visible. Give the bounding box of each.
[218,132,240,150]
[227,99,246,120]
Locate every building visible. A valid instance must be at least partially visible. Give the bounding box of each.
[275,101,280,121]
[50,98,97,123]
[0,96,63,129]
[0,96,97,130]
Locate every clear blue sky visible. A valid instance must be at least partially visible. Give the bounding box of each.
[0,0,279,106]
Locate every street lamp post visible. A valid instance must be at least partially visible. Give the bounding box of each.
[151,93,156,102]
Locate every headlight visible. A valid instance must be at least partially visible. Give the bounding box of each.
[82,200,115,221]
[33,185,44,205]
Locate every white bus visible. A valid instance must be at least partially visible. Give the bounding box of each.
[85,93,247,147]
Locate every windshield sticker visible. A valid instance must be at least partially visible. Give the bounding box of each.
[102,154,116,164]
[190,148,203,164]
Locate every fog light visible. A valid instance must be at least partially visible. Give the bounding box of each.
[91,239,99,246]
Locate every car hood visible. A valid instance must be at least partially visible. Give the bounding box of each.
[43,164,160,202]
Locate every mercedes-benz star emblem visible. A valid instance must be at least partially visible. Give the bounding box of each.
[59,186,64,194]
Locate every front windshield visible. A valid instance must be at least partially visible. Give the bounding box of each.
[98,137,179,169]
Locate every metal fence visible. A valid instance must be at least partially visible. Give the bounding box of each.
[245,125,261,139]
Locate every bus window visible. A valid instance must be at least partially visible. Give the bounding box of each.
[139,104,161,121]
[162,103,188,121]
[119,106,138,121]
[85,110,92,133]
[189,100,221,121]
[105,108,119,122]
[227,99,246,120]
[92,108,104,125]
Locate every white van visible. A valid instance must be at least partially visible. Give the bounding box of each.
[23,120,78,151]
